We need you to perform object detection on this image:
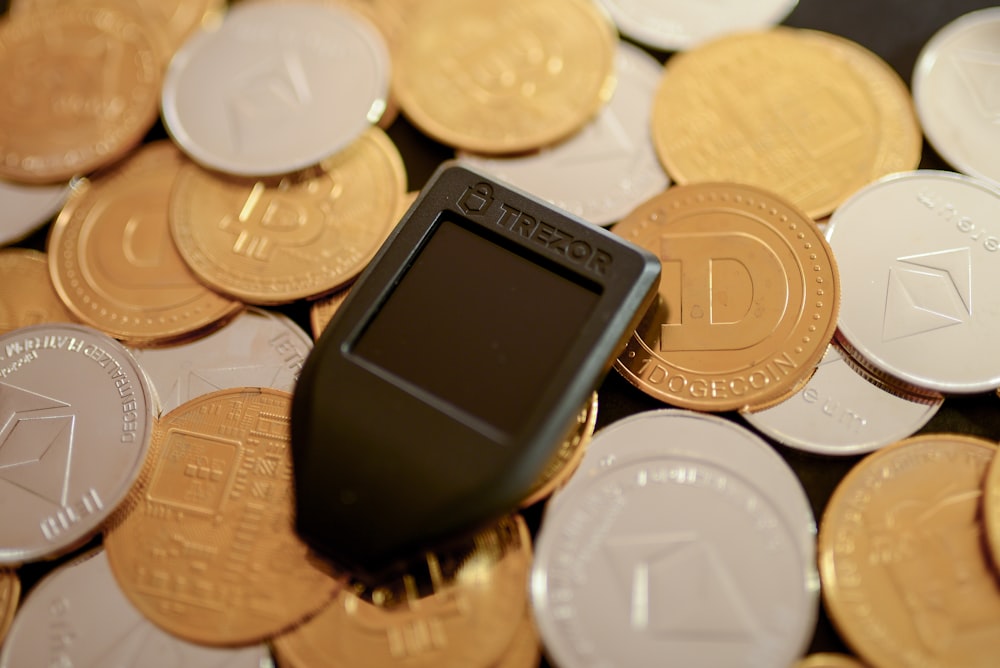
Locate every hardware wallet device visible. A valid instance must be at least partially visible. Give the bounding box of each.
[291,162,661,582]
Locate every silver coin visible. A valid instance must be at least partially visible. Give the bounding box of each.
[0,549,273,668]
[826,170,1000,393]
[533,445,815,667]
[161,1,390,176]
[740,343,944,456]
[129,307,311,415]
[913,7,1000,186]
[596,0,798,52]
[0,323,154,564]
[0,177,72,247]
[458,41,669,226]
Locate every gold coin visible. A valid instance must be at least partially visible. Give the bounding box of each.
[491,605,541,668]
[651,28,921,220]
[818,434,1000,668]
[983,439,1000,577]
[612,182,839,412]
[394,0,617,154]
[519,391,597,508]
[309,286,350,339]
[0,5,164,184]
[169,127,407,305]
[104,387,342,647]
[0,569,19,648]
[47,141,243,346]
[272,514,531,668]
[0,247,77,334]
[795,654,870,668]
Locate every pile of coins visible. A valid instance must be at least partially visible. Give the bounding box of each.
[1,0,999,666]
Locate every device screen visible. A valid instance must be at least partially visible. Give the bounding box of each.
[350,216,602,436]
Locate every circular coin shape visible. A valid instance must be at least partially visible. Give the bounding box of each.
[47,141,244,346]
[0,248,77,335]
[272,515,531,668]
[597,0,798,52]
[104,387,341,646]
[532,450,816,667]
[394,0,618,154]
[459,41,669,226]
[651,28,921,219]
[612,182,839,412]
[161,0,390,176]
[826,170,1000,393]
[0,178,71,246]
[819,434,1000,668]
[0,323,155,564]
[169,127,406,304]
[0,570,18,648]
[129,306,312,415]
[913,7,1000,186]
[0,550,272,668]
[740,342,944,456]
[0,6,163,183]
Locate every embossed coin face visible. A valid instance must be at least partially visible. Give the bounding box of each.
[0,570,18,649]
[532,448,815,667]
[104,387,341,646]
[169,127,406,304]
[651,28,921,219]
[740,342,944,456]
[394,0,618,154]
[459,41,669,226]
[819,434,1000,668]
[272,515,531,668]
[130,307,312,415]
[0,248,76,335]
[0,178,71,246]
[0,6,163,183]
[47,142,243,346]
[161,0,390,176]
[613,183,839,412]
[913,7,1000,186]
[0,323,154,564]
[827,170,1000,393]
[0,550,272,668]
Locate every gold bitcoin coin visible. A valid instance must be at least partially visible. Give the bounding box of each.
[819,434,1000,668]
[104,387,342,647]
[519,391,597,508]
[169,127,407,305]
[651,28,920,220]
[612,182,839,412]
[0,248,77,334]
[47,141,243,346]
[795,653,870,668]
[394,0,617,154]
[0,569,19,648]
[0,5,164,184]
[272,514,531,668]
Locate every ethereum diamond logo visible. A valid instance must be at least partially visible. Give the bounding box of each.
[163,365,285,408]
[226,52,312,152]
[882,248,972,342]
[0,382,75,506]
[952,48,1000,121]
[554,108,635,167]
[604,532,759,639]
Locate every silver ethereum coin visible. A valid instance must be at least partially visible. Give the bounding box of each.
[913,7,1000,186]
[459,41,669,226]
[826,170,1000,393]
[740,342,943,456]
[0,177,72,247]
[161,1,390,177]
[533,411,816,668]
[0,549,273,668]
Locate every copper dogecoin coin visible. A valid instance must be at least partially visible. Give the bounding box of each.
[0,5,163,184]
[104,387,341,646]
[0,570,18,647]
[0,248,76,335]
[272,514,531,668]
[651,28,920,220]
[394,0,617,154]
[169,127,406,304]
[47,141,243,346]
[613,183,839,412]
[819,434,1000,668]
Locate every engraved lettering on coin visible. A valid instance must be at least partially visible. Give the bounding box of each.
[883,248,972,341]
[227,51,312,153]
